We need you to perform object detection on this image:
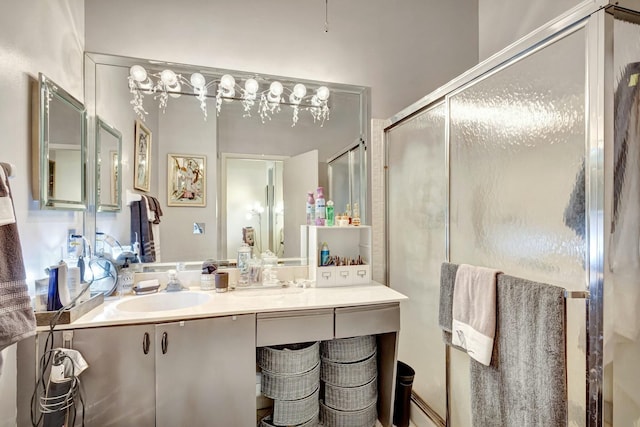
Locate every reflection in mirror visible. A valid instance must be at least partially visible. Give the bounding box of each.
[223,155,284,259]
[328,141,367,222]
[32,73,86,210]
[96,117,122,212]
[87,53,369,266]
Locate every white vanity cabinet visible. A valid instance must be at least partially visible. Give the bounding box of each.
[155,314,256,427]
[30,314,256,427]
[70,324,156,426]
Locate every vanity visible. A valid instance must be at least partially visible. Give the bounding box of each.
[22,283,407,427]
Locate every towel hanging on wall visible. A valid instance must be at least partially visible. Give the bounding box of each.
[0,162,36,351]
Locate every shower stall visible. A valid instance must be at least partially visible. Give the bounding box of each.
[385,1,640,426]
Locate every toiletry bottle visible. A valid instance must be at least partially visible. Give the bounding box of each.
[67,266,81,301]
[346,203,352,225]
[326,200,335,226]
[118,260,134,296]
[306,191,315,225]
[352,202,361,226]
[46,267,61,311]
[320,242,330,266]
[237,243,252,286]
[315,187,326,226]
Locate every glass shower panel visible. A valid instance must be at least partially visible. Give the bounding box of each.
[611,17,640,427]
[386,102,447,419]
[449,28,587,427]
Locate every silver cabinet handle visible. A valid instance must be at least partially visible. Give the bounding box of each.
[143,332,150,354]
[161,331,168,354]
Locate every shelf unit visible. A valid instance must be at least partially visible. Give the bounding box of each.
[307,225,371,286]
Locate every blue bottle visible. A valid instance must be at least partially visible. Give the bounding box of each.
[320,242,330,266]
[47,267,61,311]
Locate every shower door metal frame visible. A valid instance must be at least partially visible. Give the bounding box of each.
[382,1,640,425]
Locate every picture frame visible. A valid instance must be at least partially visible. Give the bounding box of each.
[167,153,206,207]
[133,120,152,192]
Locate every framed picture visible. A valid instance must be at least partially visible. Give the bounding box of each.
[134,120,152,192]
[167,153,206,207]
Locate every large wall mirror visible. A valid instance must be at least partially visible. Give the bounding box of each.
[96,117,122,212]
[85,53,369,265]
[32,73,87,210]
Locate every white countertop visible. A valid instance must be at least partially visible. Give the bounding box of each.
[43,282,407,331]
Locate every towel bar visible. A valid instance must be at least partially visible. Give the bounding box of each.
[564,290,589,299]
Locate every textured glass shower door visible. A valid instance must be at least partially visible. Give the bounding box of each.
[449,26,587,427]
[610,16,640,427]
[386,102,447,420]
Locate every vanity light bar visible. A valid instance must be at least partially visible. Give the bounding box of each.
[128,66,331,127]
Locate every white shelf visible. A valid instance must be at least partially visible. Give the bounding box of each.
[307,225,372,287]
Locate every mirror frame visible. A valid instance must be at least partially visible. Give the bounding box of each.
[96,116,122,212]
[32,73,87,210]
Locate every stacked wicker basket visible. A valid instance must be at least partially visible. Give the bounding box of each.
[320,335,378,427]
[257,341,321,427]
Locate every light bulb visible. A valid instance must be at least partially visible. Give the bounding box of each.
[138,78,153,93]
[244,78,259,94]
[190,73,206,89]
[293,84,307,98]
[316,86,330,101]
[246,213,252,220]
[160,69,178,86]
[220,74,236,90]
[269,81,283,96]
[168,82,181,98]
[129,65,147,82]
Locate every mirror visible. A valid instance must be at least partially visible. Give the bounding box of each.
[85,53,368,265]
[96,117,122,212]
[32,73,87,210]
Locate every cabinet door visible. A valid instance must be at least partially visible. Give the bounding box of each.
[71,324,156,426]
[155,314,256,427]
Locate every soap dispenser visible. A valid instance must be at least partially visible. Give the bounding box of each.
[165,269,186,292]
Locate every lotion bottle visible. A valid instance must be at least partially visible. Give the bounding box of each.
[315,187,326,226]
[306,192,315,225]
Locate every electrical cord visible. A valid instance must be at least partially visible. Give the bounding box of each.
[30,256,116,427]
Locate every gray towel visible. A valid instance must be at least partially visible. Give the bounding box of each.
[439,262,467,351]
[0,163,36,351]
[438,262,459,332]
[131,200,156,263]
[470,274,567,427]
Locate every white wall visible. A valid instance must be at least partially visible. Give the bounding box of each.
[84,0,479,120]
[478,0,583,60]
[0,1,84,425]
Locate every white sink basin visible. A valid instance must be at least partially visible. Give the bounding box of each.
[114,291,212,313]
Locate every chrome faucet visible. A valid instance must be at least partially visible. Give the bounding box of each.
[165,269,187,292]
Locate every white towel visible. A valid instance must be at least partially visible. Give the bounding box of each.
[0,167,15,226]
[451,264,500,366]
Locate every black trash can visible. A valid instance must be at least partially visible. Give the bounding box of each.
[393,361,415,427]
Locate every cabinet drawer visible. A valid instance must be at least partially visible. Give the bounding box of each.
[334,303,400,338]
[316,268,336,286]
[335,265,371,285]
[257,309,334,346]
